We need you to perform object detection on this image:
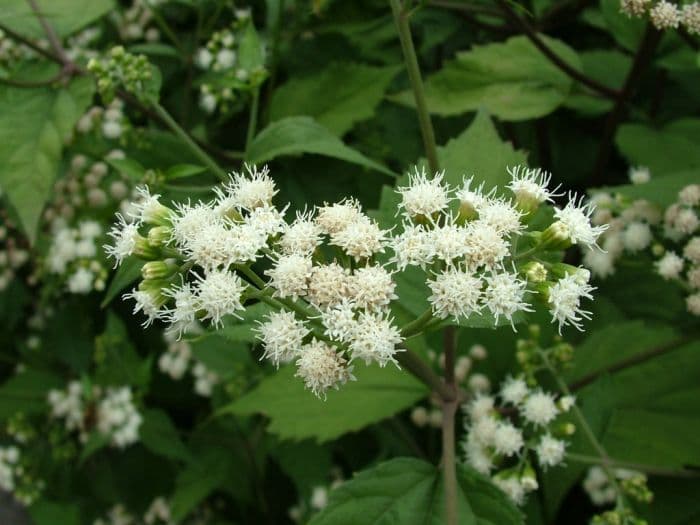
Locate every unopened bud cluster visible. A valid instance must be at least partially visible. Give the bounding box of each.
[108,164,604,398]
[584,179,700,317]
[620,0,700,33]
[110,0,162,43]
[88,46,154,103]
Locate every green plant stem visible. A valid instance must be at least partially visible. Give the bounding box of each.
[441,398,458,525]
[400,307,434,337]
[389,0,440,173]
[152,102,228,181]
[245,86,260,154]
[395,350,452,399]
[566,452,700,478]
[541,353,629,509]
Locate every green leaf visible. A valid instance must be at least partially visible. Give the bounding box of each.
[390,35,579,121]
[29,500,80,525]
[165,164,207,180]
[170,449,232,521]
[598,0,646,52]
[615,119,700,176]
[140,408,193,462]
[269,63,401,136]
[106,157,146,181]
[79,431,110,463]
[597,171,699,208]
[191,335,251,380]
[222,363,428,443]
[246,116,396,176]
[2,0,114,39]
[101,257,145,308]
[564,50,630,115]
[94,313,151,388]
[0,369,63,419]
[308,458,523,525]
[216,302,273,343]
[237,20,265,72]
[0,75,94,240]
[437,110,528,191]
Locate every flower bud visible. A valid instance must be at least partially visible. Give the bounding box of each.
[457,199,479,223]
[141,259,178,281]
[147,226,171,247]
[520,465,539,492]
[133,235,160,260]
[522,261,548,283]
[540,221,572,250]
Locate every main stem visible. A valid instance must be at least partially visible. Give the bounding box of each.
[389,0,440,174]
[389,2,457,523]
[152,102,229,182]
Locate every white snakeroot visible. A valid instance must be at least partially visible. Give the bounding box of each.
[584,248,616,279]
[679,184,700,207]
[521,391,559,427]
[348,312,403,367]
[315,198,362,234]
[536,434,567,468]
[329,215,387,260]
[684,3,700,34]
[500,376,529,405]
[467,394,495,420]
[628,165,651,185]
[194,269,246,327]
[170,202,219,248]
[226,165,277,211]
[470,415,498,445]
[247,205,286,237]
[656,251,684,280]
[349,265,397,311]
[193,362,219,396]
[320,300,357,342]
[429,217,469,263]
[477,198,524,236]
[256,311,309,367]
[464,436,494,474]
[162,282,199,337]
[507,166,560,206]
[684,237,700,264]
[456,176,490,214]
[123,288,163,327]
[427,268,482,320]
[620,0,651,17]
[493,476,526,505]
[622,221,652,251]
[553,195,608,249]
[307,263,350,309]
[673,208,700,235]
[105,213,140,267]
[492,421,524,457]
[465,221,509,270]
[279,210,323,255]
[469,373,491,393]
[396,167,451,218]
[96,387,142,448]
[390,223,432,269]
[67,267,94,294]
[687,293,700,316]
[130,186,170,225]
[548,273,595,332]
[295,339,354,398]
[266,253,313,299]
[158,339,191,380]
[483,271,532,329]
[650,0,681,29]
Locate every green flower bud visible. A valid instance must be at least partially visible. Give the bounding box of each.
[147,226,172,247]
[540,221,572,251]
[141,259,178,281]
[522,261,548,283]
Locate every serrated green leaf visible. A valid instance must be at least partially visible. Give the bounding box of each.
[308,458,523,525]
[140,408,192,462]
[269,63,401,136]
[2,0,114,39]
[390,35,579,121]
[221,363,428,443]
[246,116,397,176]
[0,75,94,240]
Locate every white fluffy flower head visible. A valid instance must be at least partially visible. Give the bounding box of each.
[522,391,559,427]
[650,0,681,29]
[493,421,524,456]
[295,340,354,398]
[500,376,529,405]
[483,271,532,329]
[396,166,451,218]
[195,269,246,327]
[656,251,684,280]
[256,311,309,367]
[105,213,140,267]
[348,311,403,367]
[507,166,561,208]
[427,268,482,320]
[553,194,608,249]
[279,210,323,255]
[548,273,595,332]
[265,253,313,299]
[315,198,362,235]
[330,216,387,260]
[349,264,397,311]
[227,165,277,211]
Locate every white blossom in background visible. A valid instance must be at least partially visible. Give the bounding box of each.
[620,0,651,17]
[96,387,142,448]
[628,166,651,185]
[650,0,681,29]
[193,362,220,397]
[0,446,20,492]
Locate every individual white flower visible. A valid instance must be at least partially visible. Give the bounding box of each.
[130,186,171,225]
[521,391,559,426]
[454,355,472,382]
[492,476,526,505]
[469,415,498,445]
[348,264,397,311]
[96,387,142,448]
[67,267,94,294]
[656,251,684,280]
[684,237,700,264]
[622,221,652,252]
[469,344,487,360]
[170,201,220,248]
[144,497,171,525]
[689,267,700,289]
[279,210,323,255]
[620,0,651,17]
[477,198,524,236]
[536,434,567,468]
[123,288,164,327]
[306,262,351,309]
[102,119,122,139]
[492,422,524,457]
[310,486,329,510]
[464,437,493,474]
[265,253,313,299]
[295,339,354,398]
[687,293,700,316]
[180,220,234,269]
[628,165,650,185]
[347,311,403,367]
[105,213,141,267]
[456,176,490,216]
[246,204,287,238]
[650,0,681,29]
[193,362,219,396]
[158,339,191,380]
[465,221,509,270]
[411,406,429,427]
[200,91,217,113]
[195,47,213,69]
[79,220,102,239]
[390,223,432,269]
[194,269,246,327]
[256,311,309,367]
[162,282,199,337]
[466,394,495,420]
[396,167,451,218]
[227,165,277,211]
[500,376,529,405]
[468,373,491,393]
[483,271,532,329]
[548,273,595,332]
[320,299,357,342]
[683,3,700,34]
[674,208,700,235]
[329,215,388,260]
[583,248,617,279]
[553,195,608,248]
[216,48,237,69]
[507,165,560,208]
[427,268,482,320]
[429,218,469,263]
[315,198,363,234]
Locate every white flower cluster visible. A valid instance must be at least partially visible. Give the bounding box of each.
[583,466,644,506]
[0,446,20,492]
[65,26,101,62]
[0,216,30,292]
[111,164,602,398]
[585,182,700,316]
[110,0,161,43]
[46,220,108,294]
[76,99,130,141]
[48,381,142,448]
[461,377,575,505]
[194,10,265,114]
[620,0,700,32]
[0,29,38,67]
[94,497,175,525]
